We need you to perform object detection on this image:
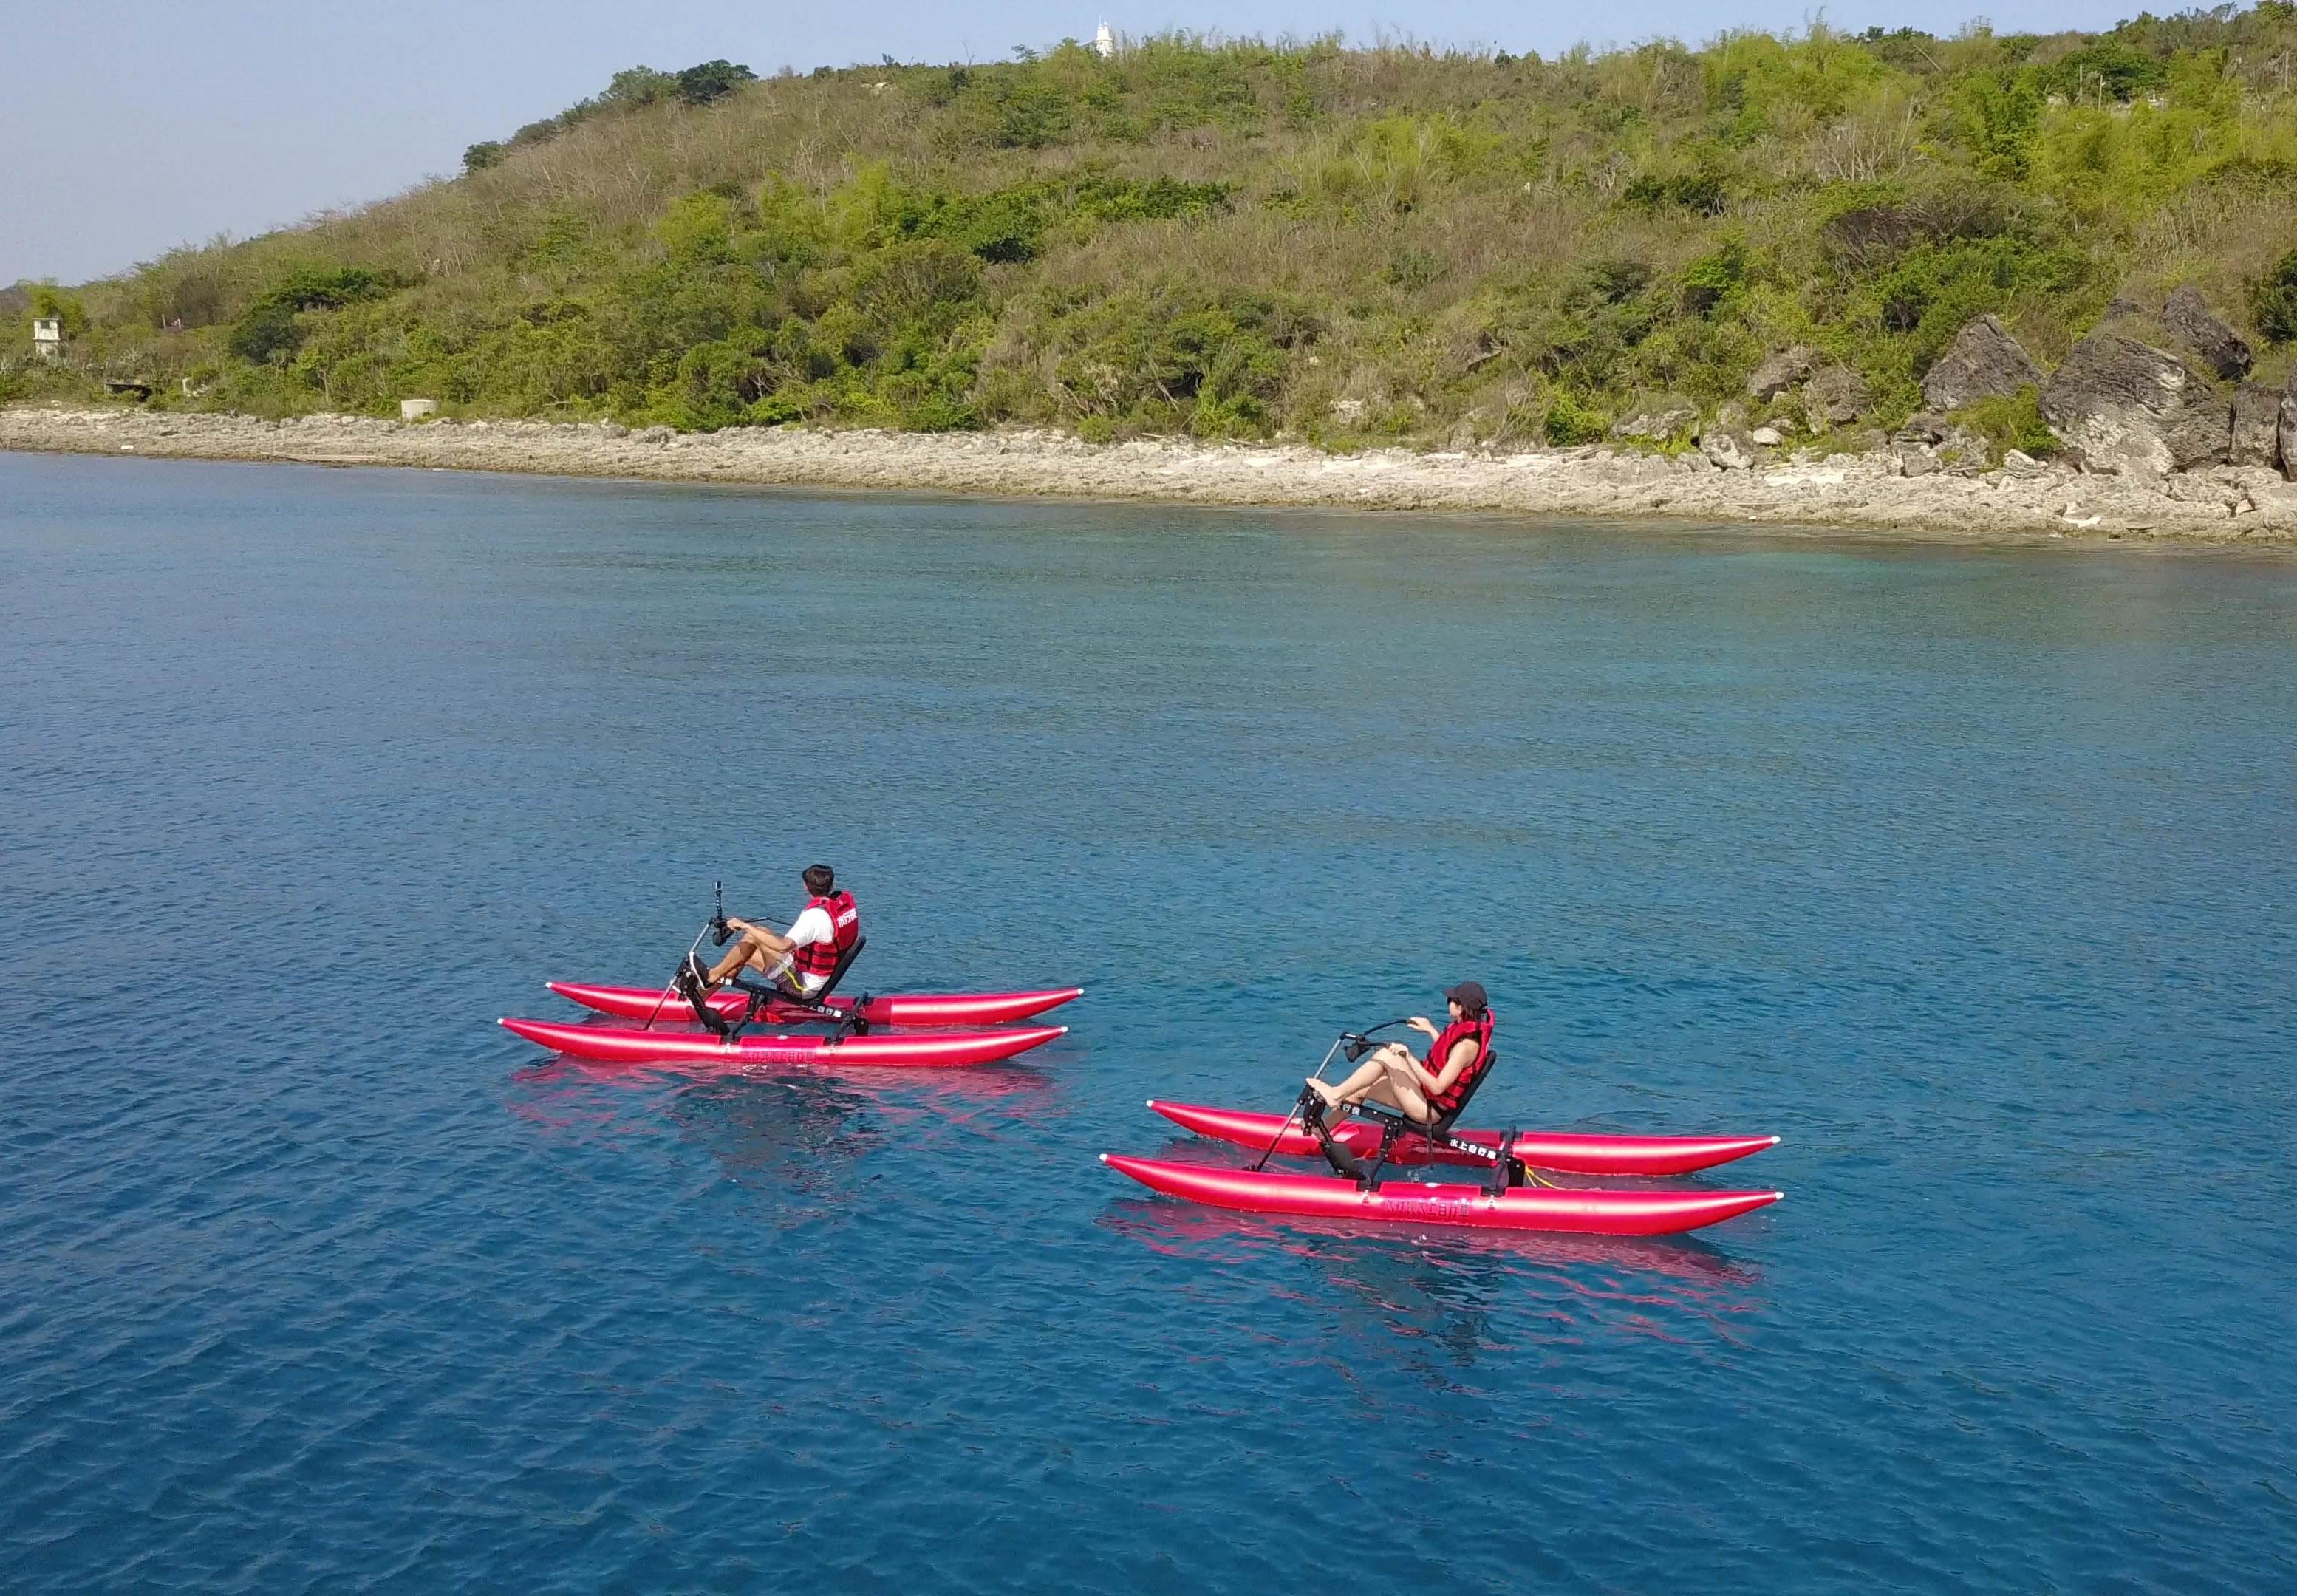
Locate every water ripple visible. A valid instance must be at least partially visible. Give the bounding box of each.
[1,454,2292,1592]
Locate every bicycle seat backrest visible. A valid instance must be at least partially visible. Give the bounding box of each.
[811,934,866,1001]
[1427,1046,1496,1136]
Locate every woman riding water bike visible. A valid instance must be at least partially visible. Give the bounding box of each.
[1305,981,1494,1130]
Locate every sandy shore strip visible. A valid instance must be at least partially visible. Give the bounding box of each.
[7,404,2297,544]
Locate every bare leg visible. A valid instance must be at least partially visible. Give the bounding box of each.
[1371,1054,1436,1124]
[1307,1058,1383,1123]
[706,932,777,989]
[1308,1045,1422,1125]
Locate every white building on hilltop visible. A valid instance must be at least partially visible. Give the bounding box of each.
[1093,21,1115,58]
[32,316,62,362]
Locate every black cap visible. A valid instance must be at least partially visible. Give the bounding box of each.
[1444,981,1488,1014]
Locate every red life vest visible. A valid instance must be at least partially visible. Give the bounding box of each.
[1424,1009,1495,1116]
[790,891,859,984]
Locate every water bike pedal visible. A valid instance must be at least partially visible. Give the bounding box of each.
[1295,1090,1376,1186]
[674,957,734,1037]
[1293,1086,1343,1145]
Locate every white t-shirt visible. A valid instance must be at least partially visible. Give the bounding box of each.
[782,906,834,991]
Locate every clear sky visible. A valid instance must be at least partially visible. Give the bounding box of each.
[4,0,2125,286]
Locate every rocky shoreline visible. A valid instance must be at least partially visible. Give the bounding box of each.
[7,402,2297,544]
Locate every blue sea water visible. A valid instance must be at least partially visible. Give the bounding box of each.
[2,449,2294,1593]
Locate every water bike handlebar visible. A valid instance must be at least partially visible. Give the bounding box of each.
[1339,1018,1414,1058]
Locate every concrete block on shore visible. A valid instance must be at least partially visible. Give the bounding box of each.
[400,398,439,422]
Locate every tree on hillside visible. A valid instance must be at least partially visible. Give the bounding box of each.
[675,60,756,105]
[604,66,678,106]
[30,284,90,338]
[225,268,397,364]
[463,59,759,174]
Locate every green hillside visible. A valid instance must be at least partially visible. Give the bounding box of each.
[11,9,2297,451]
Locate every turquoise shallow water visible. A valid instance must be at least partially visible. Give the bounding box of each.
[2,451,2294,1593]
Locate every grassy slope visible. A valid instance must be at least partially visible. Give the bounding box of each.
[10,9,2297,452]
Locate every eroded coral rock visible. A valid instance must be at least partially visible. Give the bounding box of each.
[1803,366,1871,426]
[2161,285,2253,381]
[2039,333,2223,477]
[1611,400,1698,441]
[1745,347,1817,402]
[1699,426,1758,470]
[2165,398,2233,471]
[2230,384,2281,468]
[1919,316,2043,412]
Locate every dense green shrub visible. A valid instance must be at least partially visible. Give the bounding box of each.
[1585,259,1654,304]
[226,267,402,364]
[1864,236,2087,349]
[957,72,1074,148]
[30,284,89,337]
[2254,248,2297,344]
[2038,44,2170,103]
[1951,386,2059,455]
[1625,169,1729,214]
[675,60,757,106]
[1024,281,1317,435]
[901,174,1232,263]
[604,67,678,107]
[1542,390,1609,445]
[1679,239,1749,316]
[1951,72,2045,181]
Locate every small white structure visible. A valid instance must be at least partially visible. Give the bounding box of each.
[1093,21,1115,58]
[31,316,62,362]
[400,398,439,422]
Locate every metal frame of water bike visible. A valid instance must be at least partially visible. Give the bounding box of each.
[1292,1025,1526,1196]
[692,938,872,1040]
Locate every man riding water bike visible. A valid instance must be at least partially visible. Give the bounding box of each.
[1305,981,1493,1130]
[678,864,859,1004]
